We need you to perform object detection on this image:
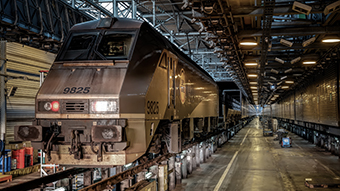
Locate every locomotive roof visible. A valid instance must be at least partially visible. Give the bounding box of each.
[70,17,143,31]
[70,17,216,84]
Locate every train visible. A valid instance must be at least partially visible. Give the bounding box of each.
[14,17,242,167]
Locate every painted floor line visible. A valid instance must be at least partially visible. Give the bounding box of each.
[314,159,339,179]
[240,129,251,145]
[293,142,303,150]
[213,151,239,191]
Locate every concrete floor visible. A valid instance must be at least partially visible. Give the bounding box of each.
[175,118,340,191]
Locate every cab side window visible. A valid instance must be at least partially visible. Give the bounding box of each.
[159,53,167,69]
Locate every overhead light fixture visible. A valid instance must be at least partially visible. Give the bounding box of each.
[252,90,257,93]
[282,86,289,89]
[249,81,257,85]
[274,95,279,97]
[285,81,294,83]
[284,68,293,73]
[251,86,257,89]
[277,81,283,86]
[270,76,277,80]
[302,37,316,47]
[245,62,258,66]
[240,38,257,46]
[270,85,276,90]
[292,1,312,15]
[303,61,316,64]
[290,57,301,64]
[248,74,258,77]
[253,93,258,96]
[268,82,273,85]
[280,39,293,47]
[322,35,340,43]
[281,76,287,80]
[271,69,279,74]
[324,0,340,15]
[275,57,285,64]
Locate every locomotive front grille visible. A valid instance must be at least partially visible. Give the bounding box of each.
[62,100,88,113]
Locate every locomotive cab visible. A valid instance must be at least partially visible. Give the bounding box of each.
[14,17,219,166]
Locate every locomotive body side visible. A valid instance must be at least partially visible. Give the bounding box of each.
[14,18,218,166]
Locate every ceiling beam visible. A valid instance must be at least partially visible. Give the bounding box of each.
[238,26,340,38]
[241,43,334,51]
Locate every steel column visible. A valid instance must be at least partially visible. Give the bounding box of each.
[175,156,182,184]
[168,156,175,190]
[0,41,6,141]
[113,0,118,17]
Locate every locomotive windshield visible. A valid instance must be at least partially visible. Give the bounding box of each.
[97,34,134,58]
[57,31,135,61]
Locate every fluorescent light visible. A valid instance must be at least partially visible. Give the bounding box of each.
[271,69,279,74]
[285,81,294,84]
[322,35,340,43]
[281,76,287,80]
[284,68,293,73]
[249,82,257,85]
[302,37,316,47]
[252,93,258,96]
[250,86,257,89]
[240,42,257,45]
[303,61,316,64]
[282,86,289,89]
[275,57,285,64]
[322,39,340,43]
[245,62,258,66]
[280,39,293,47]
[290,57,301,64]
[270,76,277,80]
[240,38,257,46]
[248,74,258,77]
[274,95,279,97]
[251,90,257,92]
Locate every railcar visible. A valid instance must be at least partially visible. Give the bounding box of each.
[14,17,232,166]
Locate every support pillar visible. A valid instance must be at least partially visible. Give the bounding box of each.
[168,156,175,190]
[113,0,118,17]
[0,41,6,141]
[132,0,136,19]
[175,156,182,184]
[181,154,187,179]
[187,151,192,174]
[158,164,168,191]
[152,0,156,26]
[102,168,109,179]
[195,144,200,167]
[200,143,205,163]
[137,170,146,182]
[192,146,197,170]
[83,170,93,187]
[121,178,131,190]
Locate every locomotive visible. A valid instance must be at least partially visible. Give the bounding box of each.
[14,17,236,167]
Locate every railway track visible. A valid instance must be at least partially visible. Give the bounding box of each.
[2,117,253,191]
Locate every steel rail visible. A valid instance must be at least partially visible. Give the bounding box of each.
[79,123,250,191]
[1,168,89,191]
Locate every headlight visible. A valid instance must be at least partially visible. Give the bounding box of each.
[90,100,119,113]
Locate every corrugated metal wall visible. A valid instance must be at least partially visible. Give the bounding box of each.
[266,63,339,127]
[4,42,56,141]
